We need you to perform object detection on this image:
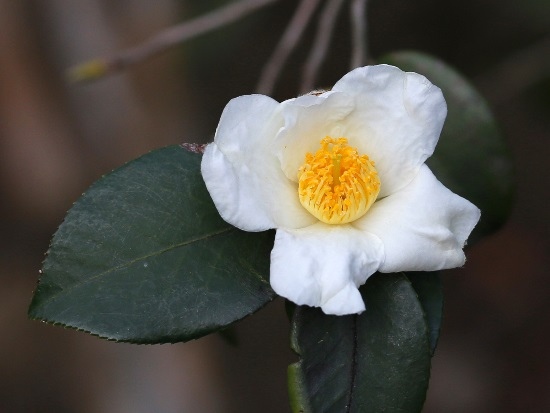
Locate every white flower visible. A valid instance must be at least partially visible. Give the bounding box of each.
[201,65,480,315]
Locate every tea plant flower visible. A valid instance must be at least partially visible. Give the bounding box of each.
[201,65,480,315]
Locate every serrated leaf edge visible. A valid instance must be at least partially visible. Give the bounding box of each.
[32,226,235,312]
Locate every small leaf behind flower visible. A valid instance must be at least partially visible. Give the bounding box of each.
[288,273,431,413]
[381,51,515,241]
[29,146,275,343]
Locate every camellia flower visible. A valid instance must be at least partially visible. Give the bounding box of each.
[201,65,480,315]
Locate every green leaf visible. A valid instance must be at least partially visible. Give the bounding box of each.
[406,272,443,355]
[381,51,515,241]
[288,273,431,413]
[29,146,275,343]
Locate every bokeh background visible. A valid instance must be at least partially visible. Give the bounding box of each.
[1,0,549,412]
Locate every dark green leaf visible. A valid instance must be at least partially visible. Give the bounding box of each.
[29,146,275,343]
[288,273,431,413]
[381,51,515,241]
[406,272,443,355]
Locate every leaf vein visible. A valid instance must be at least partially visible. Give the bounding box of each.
[39,226,234,307]
[346,314,358,412]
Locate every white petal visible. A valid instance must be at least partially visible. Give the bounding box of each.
[211,94,280,161]
[275,91,355,182]
[201,95,316,231]
[353,165,480,272]
[270,223,384,315]
[332,65,447,197]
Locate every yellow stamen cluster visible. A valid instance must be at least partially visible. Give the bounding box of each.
[298,137,380,224]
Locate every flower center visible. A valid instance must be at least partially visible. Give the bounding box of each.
[297,137,380,224]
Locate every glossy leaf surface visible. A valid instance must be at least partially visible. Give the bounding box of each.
[407,272,444,354]
[29,146,275,343]
[289,273,431,413]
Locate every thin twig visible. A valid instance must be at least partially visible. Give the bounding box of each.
[350,0,368,68]
[300,0,346,93]
[256,0,322,95]
[69,0,278,83]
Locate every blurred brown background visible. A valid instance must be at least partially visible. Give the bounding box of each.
[1,0,549,412]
